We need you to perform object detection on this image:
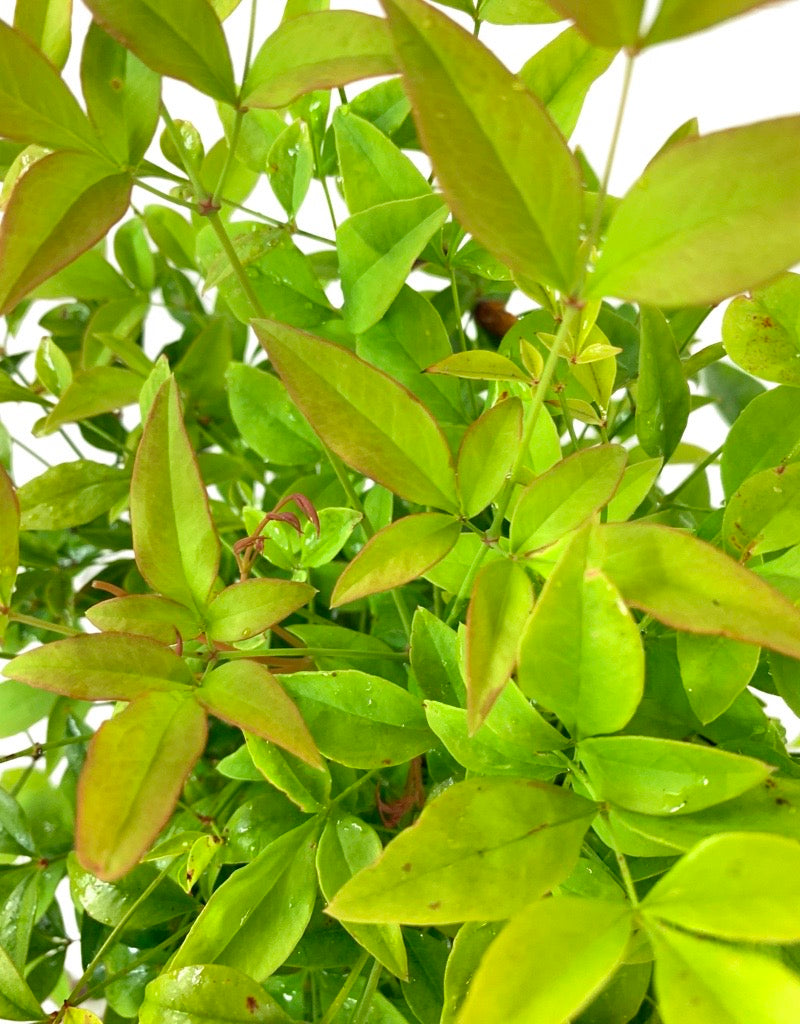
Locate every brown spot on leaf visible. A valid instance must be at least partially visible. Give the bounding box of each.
[429,901,441,910]
[246,996,258,1013]
[776,797,790,806]
[402,862,413,872]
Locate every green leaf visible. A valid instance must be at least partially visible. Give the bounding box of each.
[205,578,314,643]
[255,319,459,511]
[242,12,397,108]
[83,0,237,104]
[114,218,157,291]
[171,820,321,981]
[334,107,431,215]
[326,778,595,923]
[226,363,321,466]
[518,523,644,737]
[457,398,523,518]
[722,273,800,386]
[131,376,220,609]
[13,0,72,70]
[140,964,292,1024]
[280,671,432,768]
[606,456,662,521]
[587,118,800,306]
[86,596,202,644]
[338,194,448,333]
[427,351,529,383]
[720,385,800,497]
[245,733,331,813]
[0,151,131,314]
[645,1,777,45]
[458,897,632,1024]
[317,812,408,978]
[676,632,759,724]
[649,922,800,1024]
[465,559,534,730]
[69,857,196,928]
[518,27,616,138]
[0,682,55,739]
[31,247,132,302]
[546,0,645,45]
[35,336,72,395]
[0,19,99,152]
[40,366,143,433]
[643,832,800,942]
[299,508,363,568]
[635,307,690,460]
[478,0,563,24]
[332,513,460,607]
[0,943,43,1022]
[17,461,129,531]
[3,632,195,700]
[80,22,161,165]
[198,661,322,768]
[267,120,314,218]
[382,0,582,293]
[441,922,504,1024]
[0,465,19,641]
[596,521,800,658]
[511,444,627,553]
[723,463,800,560]
[144,205,197,269]
[577,735,772,815]
[410,607,464,706]
[77,691,207,880]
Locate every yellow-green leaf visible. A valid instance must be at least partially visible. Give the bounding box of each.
[205,578,314,643]
[0,466,19,642]
[457,398,523,518]
[546,0,645,46]
[722,273,800,386]
[86,594,202,643]
[13,0,72,70]
[645,1,777,46]
[676,632,759,724]
[140,965,291,1024]
[636,307,690,460]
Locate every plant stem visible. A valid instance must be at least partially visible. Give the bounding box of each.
[0,735,87,766]
[351,959,382,1024]
[660,443,723,505]
[329,768,381,810]
[207,209,266,320]
[0,611,80,637]
[557,387,580,452]
[318,950,370,1024]
[216,647,407,661]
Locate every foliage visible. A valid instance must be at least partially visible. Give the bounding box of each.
[0,1,799,1022]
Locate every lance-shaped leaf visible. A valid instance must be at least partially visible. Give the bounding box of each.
[205,578,314,643]
[131,376,220,610]
[0,467,19,642]
[511,444,627,553]
[649,922,800,1024]
[280,671,432,768]
[458,896,632,1024]
[606,456,662,521]
[140,965,292,1024]
[722,275,800,387]
[255,320,459,511]
[242,12,397,109]
[332,513,460,607]
[0,151,131,315]
[326,778,595,924]
[546,0,645,46]
[0,944,43,1022]
[83,0,237,105]
[244,734,330,813]
[170,820,320,980]
[3,633,195,701]
[635,308,690,460]
[676,632,759,724]
[87,595,203,643]
[382,0,582,293]
[40,366,143,433]
[0,19,99,152]
[643,832,800,943]
[518,26,617,139]
[587,118,800,306]
[577,736,772,815]
[81,22,161,165]
[720,385,800,497]
[595,522,800,658]
[17,461,130,531]
[267,120,313,218]
[518,523,644,737]
[14,0,72,70]
[465,559,534,731]
[197,661,321,769]
[338,194,448,333]
[77,691,207,880]
[317,812,409,978]
[457,398,523,518]
[645,1,777,45]
[427,351,529,383]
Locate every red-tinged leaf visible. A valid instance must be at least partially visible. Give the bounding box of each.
[205,578,315,643]
[645,1,777,45]
[546,0,645,46]
[83,0,237,105]
[0,19,99,152]
[465,560,534,732]
[197,661,322,769]
[595,522,800,659]
[76,691,207,880]
[255,320,460,512]
[242,12,397,109]
[2,633,195,700]
[0,466,19,642]
[381,0,582,294]
[131,377,220,611]
[331,513,461,607]
[86,595,203,643]
[0,151,131,315]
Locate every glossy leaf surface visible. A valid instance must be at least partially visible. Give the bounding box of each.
[0,944,42,1022]
[205,579,314,642]
[140,965,292,1024]
[636,307,690,460]
[17,461,129,531]
[86,595,202,643]
[326,779,595,923]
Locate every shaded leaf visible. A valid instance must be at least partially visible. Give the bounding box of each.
[636,307,690,460]
[40,366,143,433]
[17,461,129,531]
[606,456,662,521]
[245,734,331,813]
[676,632,759,724]
[441,921,503,1024]
[77,691,207,880]
[720,385,800,496]
[0,466,19,642]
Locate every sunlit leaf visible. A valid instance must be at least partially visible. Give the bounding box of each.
[722,273,800,386]
[40,366,143,433]
[205,578,314,643]
[0,944,43,1022]
[457,398,523,518]
[13,0,72,70]
[140,965,292,1024]
[646,1,778,45]
[720,385,800,496]
[606,456,662,521]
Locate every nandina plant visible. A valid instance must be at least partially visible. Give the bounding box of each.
[1,0,800,1021]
